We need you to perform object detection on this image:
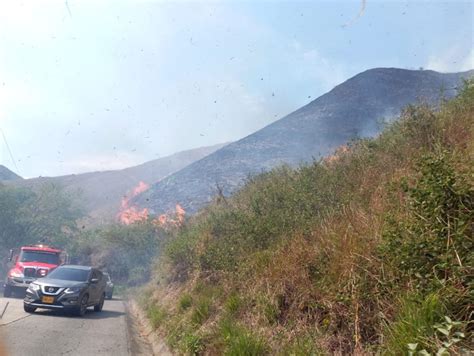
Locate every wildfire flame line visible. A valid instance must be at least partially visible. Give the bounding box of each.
[118,181,186,227]
[155,203,186,227]
[324,145,350,165]
[118,181,150,225]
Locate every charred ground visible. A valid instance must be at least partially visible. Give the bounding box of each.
[135,68,473,215]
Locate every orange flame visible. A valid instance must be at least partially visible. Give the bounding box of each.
[118,181,186,227]
[157,214,168,225]
[176,204,186,224]
[152,204,186,228]
[118,181,150,225]
[131,181,149,196]
[324,145,350,165]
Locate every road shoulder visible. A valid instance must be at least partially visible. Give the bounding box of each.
[126,300,172,356]
[0,298,30,326]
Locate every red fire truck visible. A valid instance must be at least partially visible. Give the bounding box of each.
[3,244,67,297]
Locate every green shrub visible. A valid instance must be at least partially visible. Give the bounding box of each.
[224,293,243,316]
[219,318,268,356]
[281,334,323,356]
[93,222,164,286]
[226,330,268,356]
[406,315,468,355]
[165,226,200,280]
[147,304,167,329]
[155,81,474,354]
[165,317,186,350]
[383,149,473,295]
[384,293,446,354]
[191,297,212,326]
[182,332,205,355]
[179,293,193,312]
[260,297,280,325]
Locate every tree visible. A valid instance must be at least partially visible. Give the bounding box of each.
[0,183,84,275]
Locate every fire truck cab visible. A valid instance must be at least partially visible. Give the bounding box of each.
[3,245,66,297]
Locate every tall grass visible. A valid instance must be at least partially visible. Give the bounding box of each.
[144,81,474,354]
[383,294,446,354]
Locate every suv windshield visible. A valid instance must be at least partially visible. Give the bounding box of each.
[19,251,60,265]
[47,268,90,282]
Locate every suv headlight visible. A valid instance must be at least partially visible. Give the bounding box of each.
[27,283,40,292]
[64,286,82,294]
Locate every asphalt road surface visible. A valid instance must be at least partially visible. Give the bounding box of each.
[0,295,152,356]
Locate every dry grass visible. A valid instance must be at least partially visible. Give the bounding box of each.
[141,81,474,354]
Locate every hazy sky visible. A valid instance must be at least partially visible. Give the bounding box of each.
[0,0,472,178]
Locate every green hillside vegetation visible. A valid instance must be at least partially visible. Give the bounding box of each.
[0,183,82,276]
[69,222,167,286]
[0,183,166,286]
[140,81,474,354]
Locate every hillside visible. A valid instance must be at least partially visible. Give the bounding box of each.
[140,80,474,354]
[10,143,226,222]
[136,68,473,215]
[0,165,22,181]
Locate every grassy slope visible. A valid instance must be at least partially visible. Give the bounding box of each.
[141,82,473,355]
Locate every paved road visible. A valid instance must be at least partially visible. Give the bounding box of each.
[0,295,151,356]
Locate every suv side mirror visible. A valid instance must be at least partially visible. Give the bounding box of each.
[8,249,14,262]
[90,278,99,284]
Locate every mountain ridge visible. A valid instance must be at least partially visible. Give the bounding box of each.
[0,165,22,181]
[135,68,473,214]
[9,143,227,222]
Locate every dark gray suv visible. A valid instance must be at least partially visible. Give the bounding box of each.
[23,265,107,316]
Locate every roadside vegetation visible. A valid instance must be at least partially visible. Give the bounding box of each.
[0,183,168,286]
[0,183,82,277]
[70,222,167,286]
[140,81,473,354]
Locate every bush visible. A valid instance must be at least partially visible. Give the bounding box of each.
[226,332,268,356]
[384,150,473,288]
[191,297,212,326]
[281,334,322,356]
[182,332,204,355]
[382,294,470,354]
[219,318,268,356]
[224,293,243,316]
[165,226,200,281]
[147,304,167,329]
[148,81,474,354]
[178,293,193,312]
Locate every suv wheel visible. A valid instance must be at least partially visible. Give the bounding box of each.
[75,294,89,316]
[24,304,36,313]
[3,285,12,298]
[94,293,105,312]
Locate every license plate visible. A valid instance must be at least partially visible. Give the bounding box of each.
[42,296,54,304]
